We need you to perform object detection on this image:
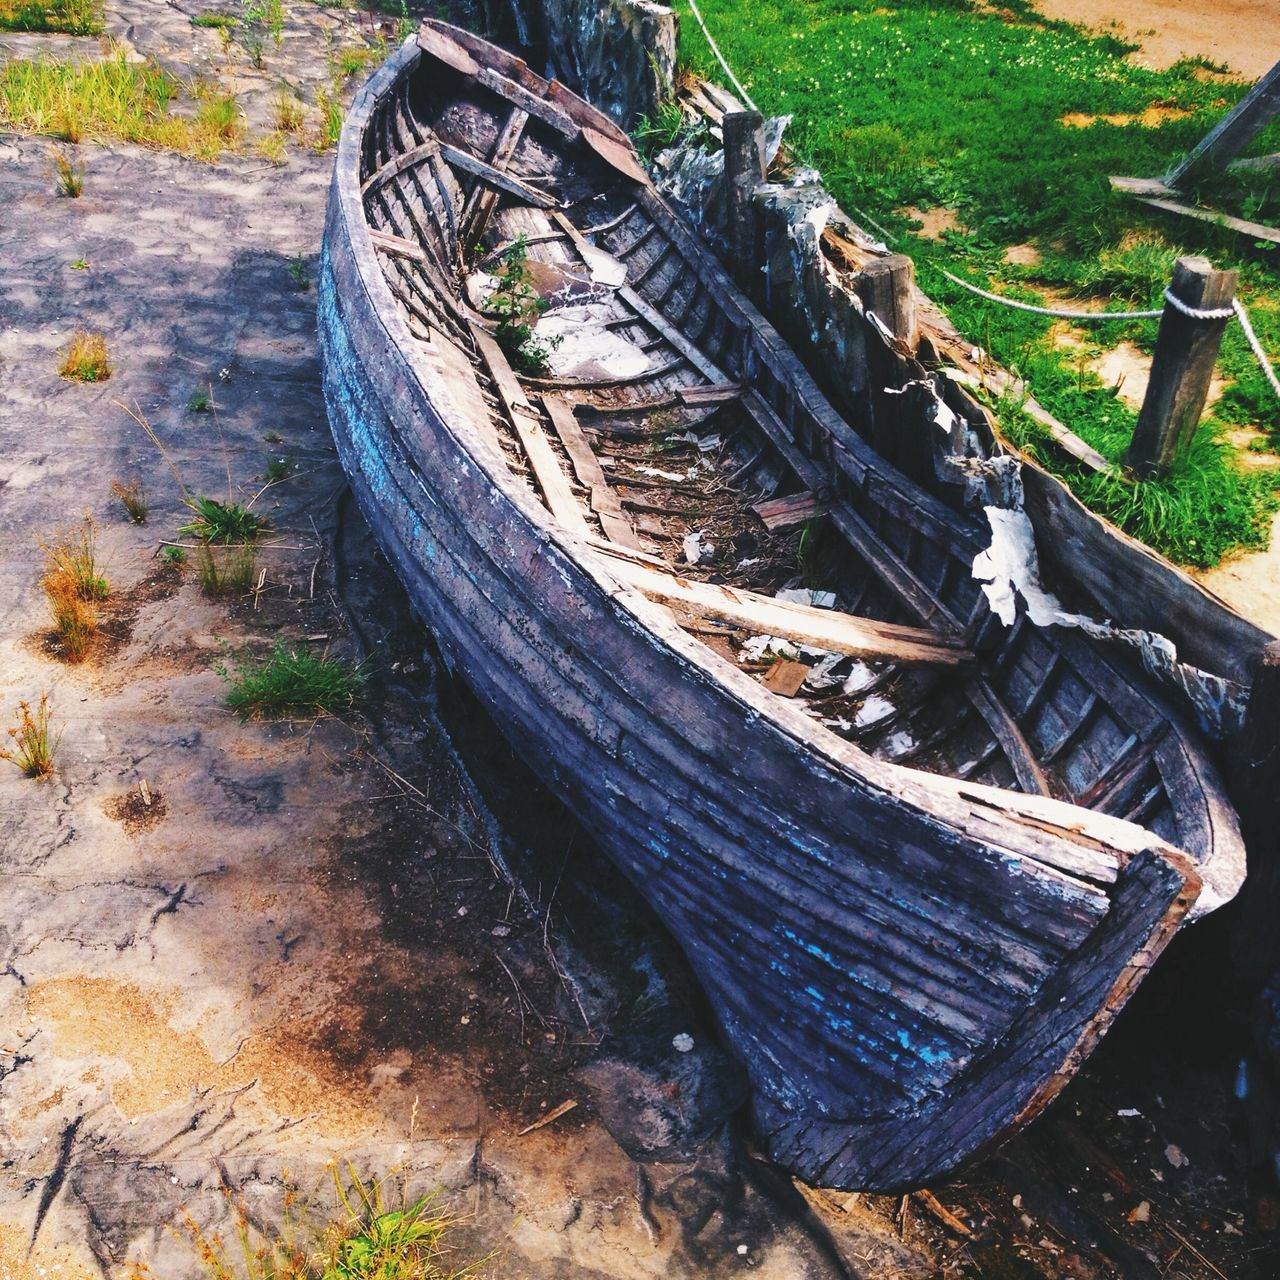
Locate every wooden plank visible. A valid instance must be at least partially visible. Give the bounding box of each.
[1165,58,1280,187]
[474,65,581,139]
[541,393,643,549]
[362,141,441,197]
[471,328,587,533]
[369,227,427,263]
[438,143,557,209]
[1127,257,1237,479]
[599,553,975,665]
[966,680,1053,798]
[1131,194,1280,247]
[415,21,480,76]
[855,254,917,350]
[619,285,729,382]
[678,382,743,405]
[723,110,766,296]
[582,125,650,185]
[461,105,529,247]
[752,490,830,531]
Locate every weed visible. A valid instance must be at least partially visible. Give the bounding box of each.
[315,88,343,150]
[262,455,291,483]
[221,639,362,720]
[197,542,258,596]
[0,46,242,160]
[44,513,108,601]
[180,496,266,544]
[188,387,213,413]
[59,328,110,382]
[256,129,286,164]
[272,92,305,135]
[195,91,241,144]
[0,694,60,780]
[0,0,102,35]
[111,478,148,523]
[288,253,310,290]
[633,98,687,158]
[70,255,88,269]
[190,11,238,30]
[263,430,282,443]
[163,544,188,565]
[49,144,82,195]
[42,568,97,659]
[486,236,562,375]
[330,43,383,80]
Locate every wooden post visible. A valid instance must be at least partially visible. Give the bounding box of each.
[854,255,918,352]
[723,110,766,298]
[1125,257,1236,480]
[1165,59,1280,188]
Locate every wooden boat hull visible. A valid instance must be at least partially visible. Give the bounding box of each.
[319,26,1236,1190]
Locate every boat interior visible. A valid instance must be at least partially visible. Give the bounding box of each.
[350,25,1225,864]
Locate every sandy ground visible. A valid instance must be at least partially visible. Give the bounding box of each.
[0,4,1276,1279]
[1032,0,1280,79]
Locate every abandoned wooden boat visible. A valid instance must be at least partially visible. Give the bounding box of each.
[318,21,1246,1191]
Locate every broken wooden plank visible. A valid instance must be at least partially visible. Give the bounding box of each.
[362,141,441,197]
[369,227,428,263]
[1165,58,1280,187]
[439,143,558,209]
[516,1098,578,1136]
[1131,195,1280,247]
[598,553,974,665]
[471,328,586,533]
[752,490,830,531]
[416,20,480,76]
[966,680,1053,799]
[678,382,743,405]
[762,659,810,697]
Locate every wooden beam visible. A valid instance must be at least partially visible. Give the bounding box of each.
[471,328,587,532]
[1131,195,1280,248]
[369,227,427,263]
[474,66,581,139]
[1165,58,1280,187]
[438,143,557,209]
[723,110,766,297]
[1126,257,1237,479]
[600,553,975,666]
[966,680,1052,798]
[461,105,529,247]
[619,285,730,382]
[362,141,441,197]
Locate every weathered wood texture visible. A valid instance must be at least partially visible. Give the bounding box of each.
[1165,58,1280,188]
[723,110,766,297]
[1127,256,1237,479]
[318,24,1239,1190]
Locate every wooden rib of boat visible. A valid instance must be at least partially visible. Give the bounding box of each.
[318,21,1246,1191]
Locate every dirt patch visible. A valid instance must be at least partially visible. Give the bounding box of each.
[900,204,963,239]
[1059,102,1193,129]
[1004,242,1043,267]
[102,785,167,834]
[1032,0,1278,79]
[1193,509,1280,636]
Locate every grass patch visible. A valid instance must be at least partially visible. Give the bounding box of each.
[188,387,213,413]
[49,143,82,196]
[0,694,60,780]
[179,495,267,544]
[59,328,110,381]
[41,514,106,660]
[675,0,1280,566]
[314,87,343,150]
[190,10,238,29]
[288,253,310,290]
[0,45,244,160]
[271,89,305,134]
[0,0,101,34]
[221,639,362,720]
[196,542,257,596]
[111,477,148,523]
[163,544,188,566]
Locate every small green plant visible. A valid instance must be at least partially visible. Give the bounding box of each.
[221,639,362,720]
[163,544,188,565]
[262,455,291,483]
[195,91,241,143]
[180,496,267,544]
[191,11,238,30]
[0,694,60,780]
[70,255,89,269]
[256,129,286,164]
[197,542,258,596]
[263,430,282,444]
[188,387,212,413]
[486,236,561,375]
[50,144,83,196]
[315,89,343,150]
[288,253,310,290]
[59,328,110,382]
[632,98,686,158]
[111,477,148,523]
[272,89,305,134]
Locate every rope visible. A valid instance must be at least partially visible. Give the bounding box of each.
[686,0,758,112]
[1233,298,1280,401]
[940,269,1279,402]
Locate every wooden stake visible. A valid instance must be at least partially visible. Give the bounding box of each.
[855,254,918,352]
[1165,59,1280,188]
[722,110,766,298]
[1126,257,1236,480]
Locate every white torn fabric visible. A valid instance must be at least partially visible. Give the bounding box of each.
[972,506,1068,627]
[675,430,723,452]
[536,303,651,380]
[682,529,716,566]
[633,465,687,481]
[854,693,896,728]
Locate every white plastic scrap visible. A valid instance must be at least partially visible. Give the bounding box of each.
[842,661,879,695]
[676,430,722,453]
[803,653,846,691]
[971,506,1064,627]
[854,693,895,728]
[634,465,688,481]
[535,302,651,380]
[577,241,628,287]
[775,587,837,609]
[741,634,800,662]
[682,530,716,566]
[672,1032,695,1053]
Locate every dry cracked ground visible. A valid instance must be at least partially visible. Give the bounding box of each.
[1,4,1277,1279]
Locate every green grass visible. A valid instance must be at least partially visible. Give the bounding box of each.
[0,0,102,34]
[674,0,1280,566]
[180,495,266,544]
[0,46,244,159]
[221,640,362,720]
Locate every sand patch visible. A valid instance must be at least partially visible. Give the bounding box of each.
[1059,103,1192,129]
[1193,509,1280,636]
[900,205,962,239]
[1003,243,1043,267]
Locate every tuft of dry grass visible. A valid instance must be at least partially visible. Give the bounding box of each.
[197,542,257,597]
[41,514,107,660]
[0,693,60,780]
[271,89,304,134]
[111,477,148,523]
[49,143,82,195]
[59,328,110,382]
